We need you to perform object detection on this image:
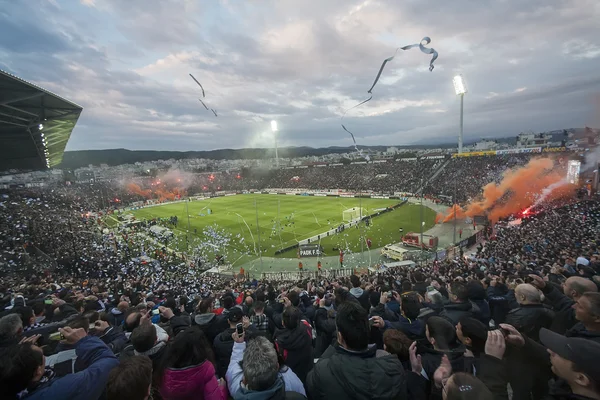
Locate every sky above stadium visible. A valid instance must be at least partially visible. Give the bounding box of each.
[1,0,599,152]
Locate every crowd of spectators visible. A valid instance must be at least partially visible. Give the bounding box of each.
[1,173,599,399]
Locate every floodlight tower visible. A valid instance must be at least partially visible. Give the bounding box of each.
[271,120,279,168]
[452,75,467,154]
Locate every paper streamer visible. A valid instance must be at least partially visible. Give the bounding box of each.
[198,99,209,110]
[189,74,205,97]
[341,37,438,159]
[190,73,218,117]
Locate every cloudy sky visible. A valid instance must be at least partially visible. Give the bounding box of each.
[1,0,599,151]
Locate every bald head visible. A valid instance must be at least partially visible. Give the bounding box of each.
[516,284,541,305]
[117,301,129,312]
[564,277,598,300]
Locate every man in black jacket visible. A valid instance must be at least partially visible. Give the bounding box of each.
[530,274,598,334]
[349,275,371,311]
[506,283,555,342]
[213,307,254,378]
[501,324,600,400]
[313,295,336,358]
[440,281,476,326]
[273,306,313,385]
[307,301,408,399]
[193,297,228,344]
[530,275,600,342]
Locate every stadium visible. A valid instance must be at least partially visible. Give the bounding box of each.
[2,7,600,399]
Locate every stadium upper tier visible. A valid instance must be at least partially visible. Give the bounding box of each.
[0,69,82,171]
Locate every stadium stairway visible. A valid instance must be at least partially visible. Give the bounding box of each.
[416,158,451,195]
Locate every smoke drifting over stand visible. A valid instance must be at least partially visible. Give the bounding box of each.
[439,158,577,224]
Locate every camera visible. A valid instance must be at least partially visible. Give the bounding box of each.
[236,323,244,335]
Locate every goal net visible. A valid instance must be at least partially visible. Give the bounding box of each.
[342,207,366,222]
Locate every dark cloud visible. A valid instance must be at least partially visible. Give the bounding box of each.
[0,0,598,151]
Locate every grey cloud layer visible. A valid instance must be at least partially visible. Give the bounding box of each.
[0,0,598,151]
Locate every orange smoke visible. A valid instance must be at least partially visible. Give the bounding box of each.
[127,183,151,198]
[441,157,576,224]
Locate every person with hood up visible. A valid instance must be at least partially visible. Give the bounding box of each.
[440,281,478,326]
[273,306,313,385]
[107,301,128,327]
[349,275,370,311]
[226,334,306,399]
[307,301,408,399]
[157,326,227,400]
[194,297,228,344]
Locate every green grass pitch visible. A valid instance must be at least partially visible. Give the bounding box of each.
[125,194,436,268]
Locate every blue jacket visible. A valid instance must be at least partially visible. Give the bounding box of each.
[25,336,118,400]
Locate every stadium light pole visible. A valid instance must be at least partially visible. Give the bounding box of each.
[453,75,467,154]
[271,120,279,168]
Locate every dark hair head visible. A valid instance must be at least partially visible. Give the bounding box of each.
[458,316,488,354]
[401,281,413,292]
[17,307,34,327]
[450,282,468,302]
[31,302,45,316]
[164,296,177,310]
[383,329,412,361]
[466,281,487,301]
[445,372,493,400]
[282,306,300,330]
[336,301,369,351]
[0,343,44,397]
[124,311,142,333]
[286,291,300,307]
[401,293,422,320]
[106,355,153,400]
[426,316,456,350]
[254,301,265,312]
[413,271,425,282]
[350,275,361,288]
[198,297,214,314]
[369,291,380,307]
[157,326,214,380]
[131,323,157,353]
[68,316,91,333]
[222,295,234,309]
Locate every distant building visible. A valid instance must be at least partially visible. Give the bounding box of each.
[516,131,552,148]
[386,146,399,154]
[472,140,498,150]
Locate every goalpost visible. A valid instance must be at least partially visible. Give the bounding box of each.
[342,207,366,222]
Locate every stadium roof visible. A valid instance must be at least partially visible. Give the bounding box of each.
[0,69,82,171]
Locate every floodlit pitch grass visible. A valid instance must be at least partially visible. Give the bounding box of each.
[126,195,435,266]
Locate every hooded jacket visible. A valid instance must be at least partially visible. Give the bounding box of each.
[439,301,477,326]
[349,287,371,311]
[160,360,227,400]
[232,377,307,400]
[214,326,256,378]
[273,322,313,384]
[565,322,600,344]
[23,337,118,400]
[306,344,407,400]
[194,313,228,344]
[107,307,125,327]
[384,315,424,340]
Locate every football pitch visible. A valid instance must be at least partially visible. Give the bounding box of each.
[126,195,436,269]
